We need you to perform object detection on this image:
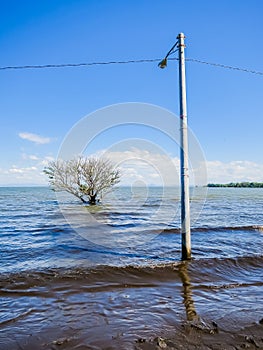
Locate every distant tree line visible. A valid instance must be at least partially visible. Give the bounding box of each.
[207,182,263,188]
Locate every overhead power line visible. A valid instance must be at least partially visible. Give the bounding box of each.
[0,59,161,70]
[0,57,262,76]
[185,58,263,76]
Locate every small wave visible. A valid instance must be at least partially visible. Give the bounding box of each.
[1,255,262,292]
[0,308,35,326]
[0,263,180,288]
[198,280,263,290]
[162,225,263,234]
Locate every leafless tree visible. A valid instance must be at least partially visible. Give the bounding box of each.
[44,157,121,204]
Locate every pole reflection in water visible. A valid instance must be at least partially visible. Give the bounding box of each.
[178,262,218,333]
[178,261,198,322]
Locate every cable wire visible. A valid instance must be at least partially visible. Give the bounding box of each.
[184,58,263,76]
[0,57,262,76]
[0,58,161,70]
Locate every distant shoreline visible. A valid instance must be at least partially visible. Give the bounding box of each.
[207,182,263,188]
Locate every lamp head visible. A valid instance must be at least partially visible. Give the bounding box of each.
[158,58,167,69]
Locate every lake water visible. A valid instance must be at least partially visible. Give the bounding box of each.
[0,186,262,349]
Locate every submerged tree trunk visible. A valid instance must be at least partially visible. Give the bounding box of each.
[89,194,97,205]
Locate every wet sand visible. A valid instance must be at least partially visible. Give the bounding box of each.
[2,309,263,349]
[135,320,263,350]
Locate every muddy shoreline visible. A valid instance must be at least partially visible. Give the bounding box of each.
[1,318,263,349]
[136,319,263,350]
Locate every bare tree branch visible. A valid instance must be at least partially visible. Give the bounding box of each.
[44,157,121,204]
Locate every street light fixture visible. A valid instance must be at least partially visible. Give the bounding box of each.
[158,40,178,69]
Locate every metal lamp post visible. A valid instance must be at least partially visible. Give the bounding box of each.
[159,32,191,260]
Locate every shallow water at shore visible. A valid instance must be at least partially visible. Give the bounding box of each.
[1,256,263,349]
[0,187,263,349]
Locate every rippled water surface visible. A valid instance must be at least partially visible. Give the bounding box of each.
[0,186,262,349]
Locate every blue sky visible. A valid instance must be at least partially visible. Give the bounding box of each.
[0,0,263,185]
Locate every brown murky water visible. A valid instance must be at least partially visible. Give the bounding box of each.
[1,256,263,349]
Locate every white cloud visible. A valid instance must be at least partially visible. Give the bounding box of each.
[19,132,51,144]
[1,145,262,186]
[40,156,55,166]
[94,148,181,186]
[0,155,55,186]
[22,153,39,161]
[28,155,39,160]
[92,148,263,186]
[0,165,47,186]
[206,160,263,183]
[9,166,37,174]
